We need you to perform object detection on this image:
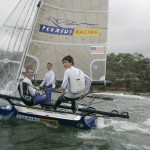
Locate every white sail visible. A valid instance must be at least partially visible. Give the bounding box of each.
[0,0,40,94]
[0,0,108,95]
[25,0,108,81]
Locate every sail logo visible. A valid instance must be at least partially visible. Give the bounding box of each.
[39,24,74,35]
[73,28,101,36]
[39,24,101,36]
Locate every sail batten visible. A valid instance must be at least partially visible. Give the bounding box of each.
[31,39,106,46]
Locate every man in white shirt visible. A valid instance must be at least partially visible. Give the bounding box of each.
[18,68,52,106]
[39,63,55,100]
[40,63,56,88]
[53,55,92,113]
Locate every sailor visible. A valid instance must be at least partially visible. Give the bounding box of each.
[53,55,92,113]
[18,67,52,106]
[38,63,56,100]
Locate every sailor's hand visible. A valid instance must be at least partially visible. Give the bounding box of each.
[80,92,86,99]
[35,86,41,91]
[44,84,49,89]
[61,93,65,96]
[52,83,56,89]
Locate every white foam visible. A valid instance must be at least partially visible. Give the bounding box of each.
[96,117,110,128]
[77,118,109,140]
[122,143,150,150]
[122,143,141,150]
[95,117,150,135]
[142,145,150,150]
[92,117,150,135]
[144,118,150,126]
[107,119,150,134]
[78,130,105,140]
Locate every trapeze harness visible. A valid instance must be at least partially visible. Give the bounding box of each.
[18,81,35,106]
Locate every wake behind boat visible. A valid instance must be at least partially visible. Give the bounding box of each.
[92,92,145,100]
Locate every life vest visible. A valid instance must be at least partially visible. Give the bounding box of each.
[18,81,35,106]
[66,68,85,96]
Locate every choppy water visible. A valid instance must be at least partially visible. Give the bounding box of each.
[0,96,150,150]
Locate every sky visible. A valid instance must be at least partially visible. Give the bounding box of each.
[0,0,150,58]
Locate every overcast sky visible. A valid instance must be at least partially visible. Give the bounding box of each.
[0,0,150,58]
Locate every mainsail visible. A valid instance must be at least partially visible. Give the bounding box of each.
[0,0,108,95]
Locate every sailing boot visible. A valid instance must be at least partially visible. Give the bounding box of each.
[72,101,78,113]
[53,96,63,111]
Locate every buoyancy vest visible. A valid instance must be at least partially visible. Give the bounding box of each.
[18,81,35,106]
[66,68,85,96]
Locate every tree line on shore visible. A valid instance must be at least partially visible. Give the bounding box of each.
[105,52,150,93]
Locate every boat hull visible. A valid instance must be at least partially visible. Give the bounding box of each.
[0,104,96,129]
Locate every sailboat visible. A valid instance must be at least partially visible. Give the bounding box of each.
[0,0,129,129]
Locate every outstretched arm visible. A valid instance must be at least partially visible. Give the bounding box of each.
[40,75,47,87]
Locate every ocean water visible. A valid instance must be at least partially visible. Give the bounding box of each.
[0,96,150,150]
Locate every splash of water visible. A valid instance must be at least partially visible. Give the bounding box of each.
[144,118,150,126]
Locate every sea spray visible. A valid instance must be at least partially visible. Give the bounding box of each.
[96,117,106,128]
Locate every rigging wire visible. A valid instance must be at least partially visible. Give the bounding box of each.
[16,0,41,83]
[4,0,38,93]
[11,0,31,83]
[16,0,38,67]
[13,1,32,60]
[13,0,39,94]
[5,1,29,81]
[0,0,28,90]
